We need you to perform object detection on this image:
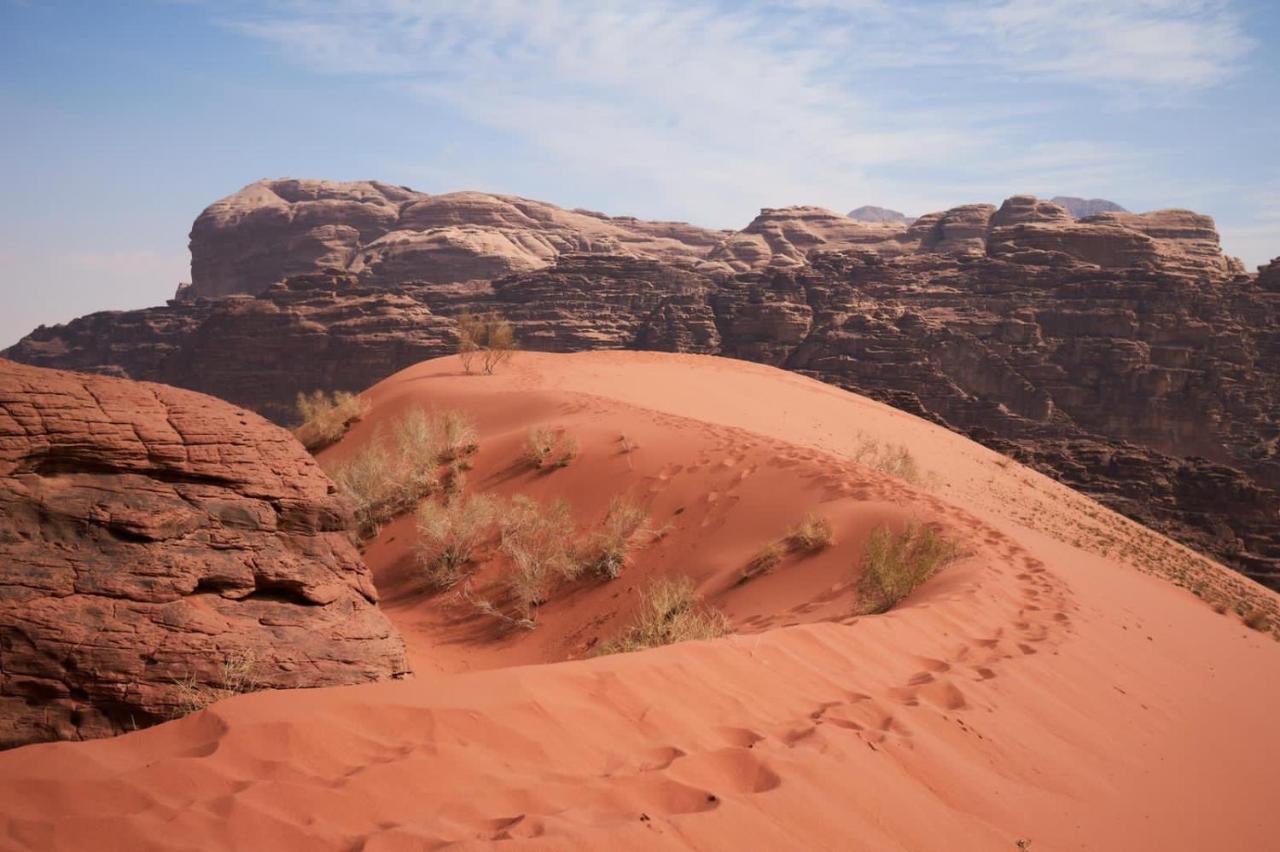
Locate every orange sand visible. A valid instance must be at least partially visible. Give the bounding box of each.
[1,351,1276,851]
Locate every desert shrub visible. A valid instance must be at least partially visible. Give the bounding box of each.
[525,426,579,469]
[457,311,517,375]
[584,496,650,579]
[172,649,260,716]
[415,494,499,588]
[739,541,785,584]
[327,407,479,537]
[856,523,961,615]
[292,390,369,452]
[499,496,580,620]
[785,512,834,553]
[852,435,923,485]
[597,577,731,655]
[329,440,395,536]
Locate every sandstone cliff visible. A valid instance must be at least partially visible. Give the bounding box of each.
[6,187,1274,588]
[0,360,409,748]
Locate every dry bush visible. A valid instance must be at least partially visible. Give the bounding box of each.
[293,390,369,452]
[740,541,785,584]
[856,523,961,615]
[329,440,395,537]
[457,311,517,375]
[584,496,650,579]
[327,407,479,537]
[172,649,261,716]
[597,577,731,655]
[416,494,499,588]
[785,512,834,553]
[499,496,580,621]
[525,426,579,469]
[852,435,923,485]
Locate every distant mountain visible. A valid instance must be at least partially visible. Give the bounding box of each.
[1051,196,1128,218]
[847,205,913,224]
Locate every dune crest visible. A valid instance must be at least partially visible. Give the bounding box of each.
[0,352,1277,851]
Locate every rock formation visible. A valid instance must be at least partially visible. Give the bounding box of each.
[6,187,1275,588]
[847,205,913,224]
[0,360,409,748]
[1051,196,1128,218]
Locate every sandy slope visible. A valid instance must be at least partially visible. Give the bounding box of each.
[1,352,1277,851]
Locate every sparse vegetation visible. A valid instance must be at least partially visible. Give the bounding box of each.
[327,407,479,537]
[739,541,785,584]
[583,496,650,579]
[171,650,261,716]
[851,435,924,485]
[500,496,581,622]
[525,426,579,470]
[457,311,517,374]
[785,512,834,553]
[856,523,962,615]
[597,577,731,655]
[415,494,499,588]
[292,390,369,452]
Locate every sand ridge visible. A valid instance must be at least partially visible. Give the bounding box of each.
[0,351,1276,851]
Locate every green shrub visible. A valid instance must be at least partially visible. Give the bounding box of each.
[856,523,961,614]
[851,435,923,485]
[597,577,730,655]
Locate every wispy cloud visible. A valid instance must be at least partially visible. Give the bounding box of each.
[224,1,1258,241]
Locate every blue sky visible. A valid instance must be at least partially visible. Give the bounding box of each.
[2,0,1278,347]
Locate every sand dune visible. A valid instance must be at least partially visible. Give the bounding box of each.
[1,352,1276,850]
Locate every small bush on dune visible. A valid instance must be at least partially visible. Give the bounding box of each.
[584,496,650,579]
[597,577,731,655]
[293,390,369,452]
[327,407,480,537]
[852,435,923,485]
[525,426,579,469]
[500,496,580,620]
[416,494,499,588]
[457,311,517,375]
[739,541,785,584]
[785,512,834,553]
[855,523,961,615]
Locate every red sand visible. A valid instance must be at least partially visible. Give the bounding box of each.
[1,351,1277,850]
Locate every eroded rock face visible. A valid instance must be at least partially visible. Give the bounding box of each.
[8,190,1275,587]
[0,360,409,748]
[188,180,732,298]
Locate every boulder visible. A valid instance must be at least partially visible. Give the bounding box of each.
[0,360,409,748]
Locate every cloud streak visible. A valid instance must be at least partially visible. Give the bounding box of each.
[224,1,1265,260]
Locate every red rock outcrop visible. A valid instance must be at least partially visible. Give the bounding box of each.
[0,360,409,748]
[188,180,731,298]
[8,189,1274,587]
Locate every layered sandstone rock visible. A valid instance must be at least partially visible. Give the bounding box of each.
[1051,196,1128,218]
[0,361,409,748]
[188,180,731,298]
[9,189,1273,587]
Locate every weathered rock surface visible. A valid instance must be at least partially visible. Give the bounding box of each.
[8,189,1276,587]
[847,205,912,224]
[0,360,409,748]
[1051,196,1128,218]
[188,179,732,298]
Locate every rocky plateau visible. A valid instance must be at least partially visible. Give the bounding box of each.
[6,182,1277,588]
